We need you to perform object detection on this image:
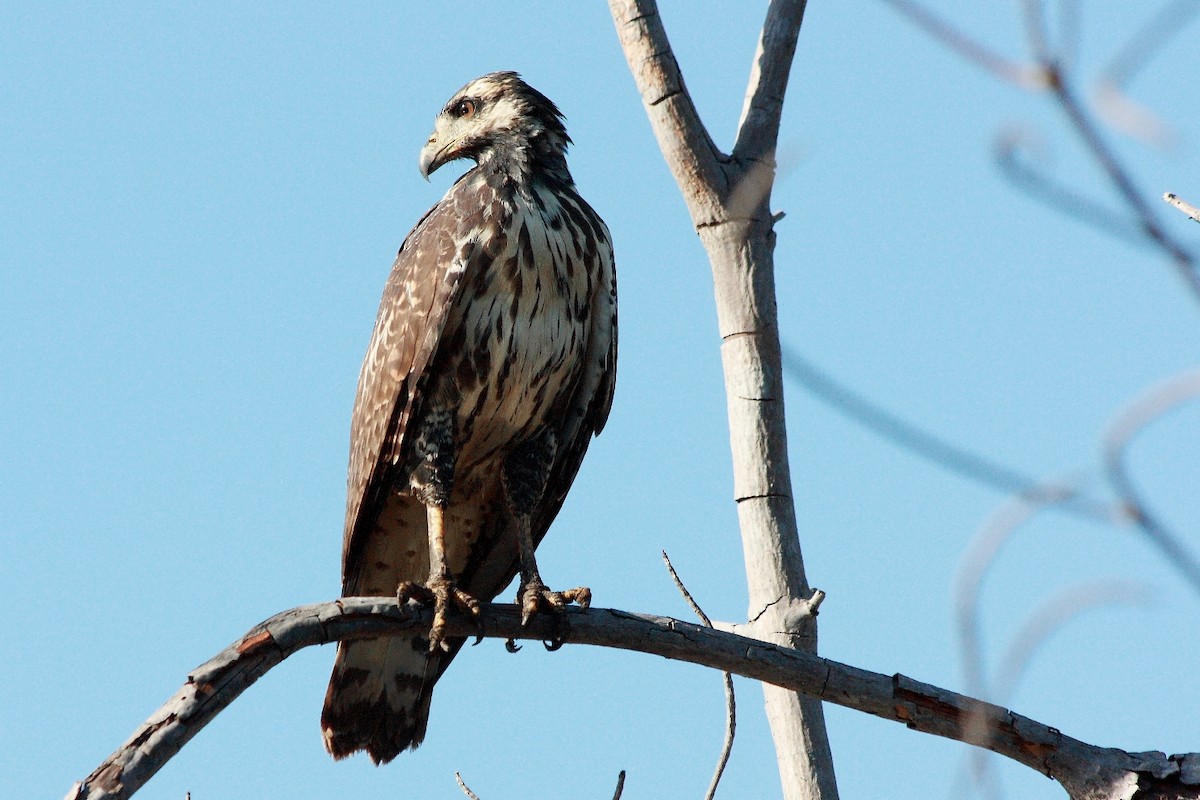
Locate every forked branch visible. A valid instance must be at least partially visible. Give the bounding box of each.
[880,0,1200,301]
[605,3,835,798]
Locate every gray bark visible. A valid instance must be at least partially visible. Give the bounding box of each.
[66,600,1200,800]
[606,2,838,798]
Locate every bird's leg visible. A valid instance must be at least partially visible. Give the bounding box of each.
[419,504,481,651]
[396,410,480,652]
[512,509,591,625]
[503,431,591,626]
[397,504,483,652]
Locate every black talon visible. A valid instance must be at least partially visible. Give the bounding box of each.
[505,638,522,653]
[471,615,486,646]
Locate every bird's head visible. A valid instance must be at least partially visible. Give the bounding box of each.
[418,71,571,181]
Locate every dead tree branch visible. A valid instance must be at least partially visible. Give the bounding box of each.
[455,773,482,800]
[66,600,1200,800]
[878,0,1047,87]
[1046,70,1200,299]
[1165,193,1200,224]
[607,3,836,798]
[781,344,1116,523]
[995,130,1149,246]
[1103,369,1200,594]
[664,552,737,800]
[880,0,1200,302]
[1095,1,1197,146]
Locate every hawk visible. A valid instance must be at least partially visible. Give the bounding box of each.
[321,72,617,764]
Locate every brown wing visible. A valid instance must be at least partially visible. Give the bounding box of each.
[340,186,482,593]
[323,178,490,764]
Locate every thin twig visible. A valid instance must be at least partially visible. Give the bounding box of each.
[995,130,1147,246]
[1030,4,1199,291]
[662,551,714,626]
[663,551,736,800]
[456,768,626,799]
[954,481,1084,702]
[1056,0,1080,73]
[455,772,481,800]
[1165,193,1200,224]
[1101,0,1199,89]
[1020,0,1053,65]
[1092,2,1191,145]
[612,770,626,800]
[1045,66,1200,302]
[877,0,1047,88]
[1103,369,1200,594]
[959,575,1151,799]
[950,477,1121,800]
[994,581,1152,702]
[780,344,1115,523]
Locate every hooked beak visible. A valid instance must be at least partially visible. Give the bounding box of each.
[418,132,449,181]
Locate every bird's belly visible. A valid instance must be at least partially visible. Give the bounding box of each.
[449,274,587,483]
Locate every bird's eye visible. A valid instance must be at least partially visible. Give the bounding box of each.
[455,99,477,119]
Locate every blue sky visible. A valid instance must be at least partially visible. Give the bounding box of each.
[4,3,1199,798]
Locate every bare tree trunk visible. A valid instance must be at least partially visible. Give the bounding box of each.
[606,3,839,799]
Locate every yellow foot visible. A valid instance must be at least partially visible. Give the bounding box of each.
[398,578,481,652]
[517,578,591,626]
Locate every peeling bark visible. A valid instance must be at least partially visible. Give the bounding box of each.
[66,601,1200,800]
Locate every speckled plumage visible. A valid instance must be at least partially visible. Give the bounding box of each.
[321,72,616,764]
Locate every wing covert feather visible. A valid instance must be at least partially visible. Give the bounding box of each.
[341,191,481,587]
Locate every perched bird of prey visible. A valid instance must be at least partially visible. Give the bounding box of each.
[321,72,617,764]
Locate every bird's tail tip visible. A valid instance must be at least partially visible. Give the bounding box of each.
[321,638,436,764]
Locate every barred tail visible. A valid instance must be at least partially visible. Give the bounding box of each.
[321,637,440,764]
